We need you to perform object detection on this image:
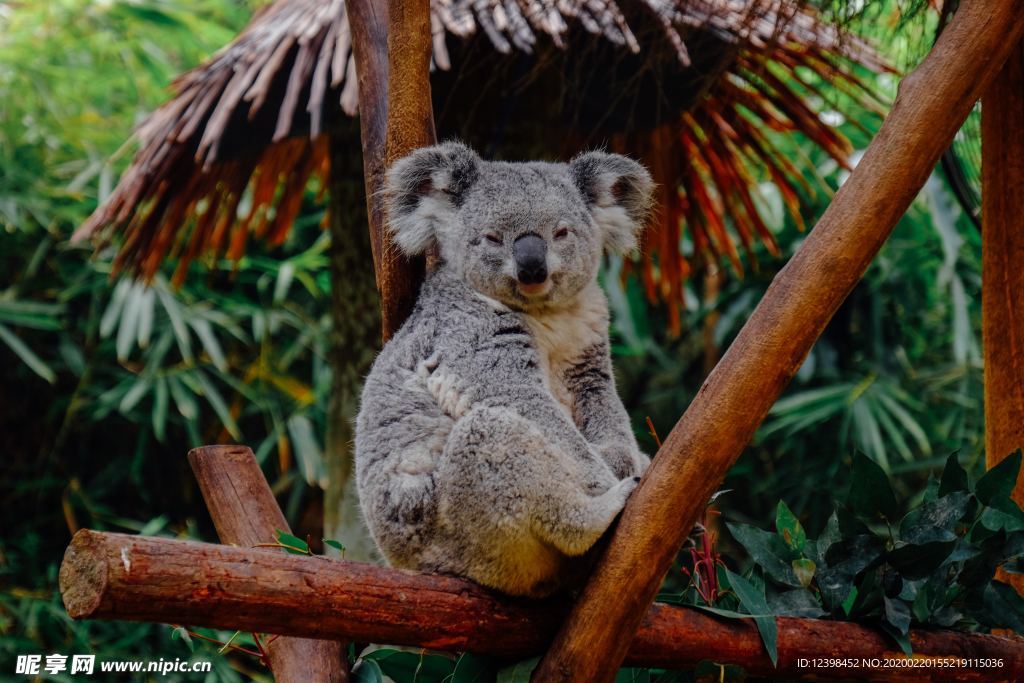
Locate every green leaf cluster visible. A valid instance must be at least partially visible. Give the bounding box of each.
[727,451,1024,657]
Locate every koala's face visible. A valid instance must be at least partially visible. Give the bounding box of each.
[386,143,654,312]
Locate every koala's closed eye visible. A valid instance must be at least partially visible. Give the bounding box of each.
[553,226,570,240]
[484,232,503,245]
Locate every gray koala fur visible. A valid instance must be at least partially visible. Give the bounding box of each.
[355,141,654,597]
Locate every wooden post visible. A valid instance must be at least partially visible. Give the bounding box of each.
[348,0,436,341]
[981,41,1024,504]
[533,2,1024,681]
[187,446,346,682]
[59,530,1024,682]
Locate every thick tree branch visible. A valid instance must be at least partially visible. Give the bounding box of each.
[532,2,1024,680]
[188,445,346,682]
[59,530,1024,681]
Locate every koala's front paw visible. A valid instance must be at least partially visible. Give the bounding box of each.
[600,445,650,479]
[601,475,640,513]
[633,450,652,476]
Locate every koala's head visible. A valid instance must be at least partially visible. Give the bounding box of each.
[385,142,654,312]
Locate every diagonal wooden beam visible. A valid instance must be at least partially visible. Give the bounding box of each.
[533,2,1024,680]
[60,530,1024,682]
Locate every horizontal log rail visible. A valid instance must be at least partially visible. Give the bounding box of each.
[60,530,1024,681]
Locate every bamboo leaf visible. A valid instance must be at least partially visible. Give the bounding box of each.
[155,285,193,362]
[195,370,241,439]
[152,376,169,441]
[189,317,228,372]
[136,285,155,349]
[287,414,324,488]
[167,375,198,420]
[0,322,56,383]
[116,281,144,361]
[99,278,131,339]
[274,261,295,304]
[119,375,151,413]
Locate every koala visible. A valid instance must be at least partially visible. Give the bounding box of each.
[354,142,654,598]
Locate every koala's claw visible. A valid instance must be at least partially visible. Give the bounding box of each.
[606,475,640,507]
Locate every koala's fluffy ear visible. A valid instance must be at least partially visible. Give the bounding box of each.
[569,151,654,254]
[385,141,481,256]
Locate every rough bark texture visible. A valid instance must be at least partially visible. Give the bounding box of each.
[60,530,1024,681]
[187,446,346,682]
[349,0,435,341]
[383,0,436,165]
[382,0,437,318]
[324,123,383,563]
[982,41,1024,504]
[532,3,1024,681]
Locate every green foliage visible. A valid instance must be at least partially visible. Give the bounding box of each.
[725,451,1024,659]
[723,569,779,666]
[0,0,253,233]
[0,2,343,678]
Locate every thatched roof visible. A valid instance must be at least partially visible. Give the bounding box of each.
[76,0,888,330]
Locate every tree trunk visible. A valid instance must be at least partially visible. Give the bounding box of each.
[60,530,1024,682]
[324,122,382,563]
[532,2,1024,680]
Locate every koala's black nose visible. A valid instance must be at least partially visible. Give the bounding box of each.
[513,233,548,284]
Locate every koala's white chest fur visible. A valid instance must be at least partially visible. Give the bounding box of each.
[522,285,609,415]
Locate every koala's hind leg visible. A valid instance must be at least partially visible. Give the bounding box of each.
[438,407,638,559]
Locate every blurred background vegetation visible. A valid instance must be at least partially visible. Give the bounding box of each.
[0,0,989,680]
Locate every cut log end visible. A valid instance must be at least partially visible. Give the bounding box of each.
[60,529,108,619]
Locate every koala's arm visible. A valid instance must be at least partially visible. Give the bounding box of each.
[434,318,619,490]
[565,341,650,478]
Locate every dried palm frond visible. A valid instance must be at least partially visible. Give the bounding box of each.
[630,42,889,333]
[76,0,890,312]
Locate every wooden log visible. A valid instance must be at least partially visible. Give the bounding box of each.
[981,41,1024,503]
[532,2,1024,681]
[349,0,436,341]
[187,445,346,682]
[59,530,1024,681]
